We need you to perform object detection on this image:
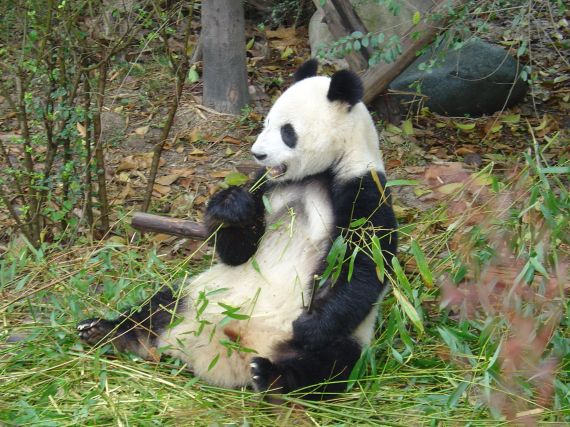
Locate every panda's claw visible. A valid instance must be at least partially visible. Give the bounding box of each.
[77,319,99,331]
[77,317,115,346]
[250,356,282,393]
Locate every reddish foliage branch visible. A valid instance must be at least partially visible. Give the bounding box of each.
[440,184,566,424]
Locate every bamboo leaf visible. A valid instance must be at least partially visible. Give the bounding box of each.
[453,122,476,131]
[385,179,418,188]
[207,354,220,371]
[447,380,469,408]
[347,247,359,282]
[411,240,433,287]
[402,119,414,135]
[371,235,385,282]
[412,10,421,25]
[224,172,248,186]
[392,285,424,334]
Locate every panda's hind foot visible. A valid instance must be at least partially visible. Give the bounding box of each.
[250,357,284,393]
[77,317,117,346]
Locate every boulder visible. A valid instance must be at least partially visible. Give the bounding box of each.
[390,38,529,116]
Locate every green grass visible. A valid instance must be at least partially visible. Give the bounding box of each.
[1,147,569,426]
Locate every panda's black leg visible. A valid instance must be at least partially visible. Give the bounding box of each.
[77,287,181,360]
[77,316,144,356]
[250,337,361,400]
[77,317,121,346]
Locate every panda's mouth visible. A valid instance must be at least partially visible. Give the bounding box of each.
[266,164,287,178]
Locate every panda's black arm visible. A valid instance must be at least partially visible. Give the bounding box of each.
[292,171,398,349]
[204,172,269,266]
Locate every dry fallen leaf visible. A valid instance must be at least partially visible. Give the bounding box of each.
[455,146,476,156]
[266,27,301,51]
[76,122,87,138]
[156,174,180,186]
[436,182,464,195]
[152,233,176,244]
[188,148,207,157]
[171,168,195,177]
[194,195,208,205]
[222,135,242,145]
[116,152,164,172]
[179,177,193,189]
[152,183,171,197]
[187,128,202,143]
[210,170,231,178]
[135,125,150,136]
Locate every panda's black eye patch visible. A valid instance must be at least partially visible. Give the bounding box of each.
[280,123,297,148]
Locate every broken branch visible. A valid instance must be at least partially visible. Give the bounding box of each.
[131,212,208,240]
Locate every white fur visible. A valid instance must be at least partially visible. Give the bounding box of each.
[156,74,387,388]
[156,181,335,387]
[251,76,385,182]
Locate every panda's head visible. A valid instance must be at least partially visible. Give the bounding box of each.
[251,60,381,182]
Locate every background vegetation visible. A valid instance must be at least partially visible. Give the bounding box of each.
[1,0,568,425]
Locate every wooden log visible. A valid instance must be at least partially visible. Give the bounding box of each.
[132,212,208,240]
[362,0,467,103]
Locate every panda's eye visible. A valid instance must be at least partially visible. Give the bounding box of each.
[280,123,297,148]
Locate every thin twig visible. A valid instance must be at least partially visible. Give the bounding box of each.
[141,1,194,212]
[92,59,110,231]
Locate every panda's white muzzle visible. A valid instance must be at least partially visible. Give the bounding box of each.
[251,134,291,179]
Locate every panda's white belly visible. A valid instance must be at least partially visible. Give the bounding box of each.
[156,181,334,387]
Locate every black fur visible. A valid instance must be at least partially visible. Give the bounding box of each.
[78,168,397,399]
[204,185,266,266]
[79,60,397,400]
[280,123,298,148]
[251,337,361,400]
[327,69,364,107]
[292,171,397,349]
[248,169,396,398]
[77,288,180,355]
[293,58,319,82]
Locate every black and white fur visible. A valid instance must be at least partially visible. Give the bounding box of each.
[78,60,397,399]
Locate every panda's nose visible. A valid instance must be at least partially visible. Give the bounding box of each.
[252,151,267,161]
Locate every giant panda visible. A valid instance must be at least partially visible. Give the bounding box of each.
[77,59,398,399]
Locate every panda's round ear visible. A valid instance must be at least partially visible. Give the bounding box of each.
[327,69,364,107]
[293,59,319,82]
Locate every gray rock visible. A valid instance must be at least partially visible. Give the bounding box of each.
[390,38,528,116]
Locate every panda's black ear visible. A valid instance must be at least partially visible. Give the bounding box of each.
[293,59,319,82]
[327,69,363,107]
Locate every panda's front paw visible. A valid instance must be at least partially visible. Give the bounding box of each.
[250,357,284,393]
[77,317,116,346]
[205,186,257,229]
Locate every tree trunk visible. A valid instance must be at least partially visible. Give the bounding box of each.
[202,0,250,114]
